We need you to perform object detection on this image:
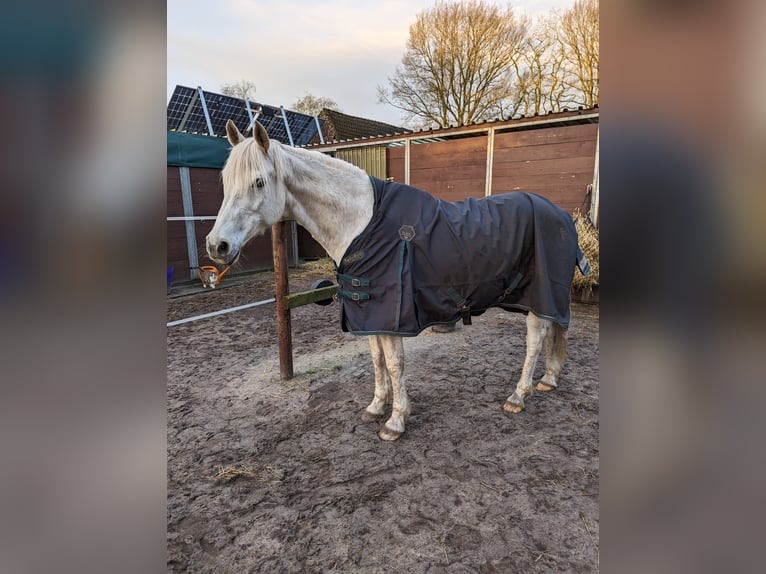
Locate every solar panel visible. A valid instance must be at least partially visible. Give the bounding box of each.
[166,85,323,146]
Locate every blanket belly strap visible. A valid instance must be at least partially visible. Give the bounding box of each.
[496,272,524,304]
[446,287,473,325]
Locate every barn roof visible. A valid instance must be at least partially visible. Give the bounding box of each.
[305,106,599,150]
[309,108,411,145]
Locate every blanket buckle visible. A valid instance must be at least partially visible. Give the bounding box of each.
[459,304,472,326]
[446,287,472,325]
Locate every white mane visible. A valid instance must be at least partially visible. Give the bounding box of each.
[223,137,367,198]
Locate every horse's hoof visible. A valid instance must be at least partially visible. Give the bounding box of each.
[502,400,523,415]
[377,425,403,441]
[361,410,385,423]
[535,382,556,392]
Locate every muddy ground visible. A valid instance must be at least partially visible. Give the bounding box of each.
[167,263,599,573]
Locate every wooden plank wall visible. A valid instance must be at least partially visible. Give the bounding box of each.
[386,137,487,202]
[297,226,328,259]
[387,122,598,214]
[492,123,598,213]
[387,146,404,182]
[167,168,186,279]
[410,137,487,201]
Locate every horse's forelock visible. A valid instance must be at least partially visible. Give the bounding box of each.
[222,138,281,198]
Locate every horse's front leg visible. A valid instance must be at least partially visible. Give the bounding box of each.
[361,335,391,423]
[503,313,551,414]
[377,335,410,441]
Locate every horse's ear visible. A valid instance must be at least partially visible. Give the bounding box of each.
[226,119,244,146]
[253,121,270,153]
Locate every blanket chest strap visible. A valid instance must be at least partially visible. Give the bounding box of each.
[338,290,370,301]
[337,273,371,288]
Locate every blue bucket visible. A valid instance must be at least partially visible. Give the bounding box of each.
[167,267,174,293]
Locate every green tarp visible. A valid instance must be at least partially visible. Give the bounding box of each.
[167,131,231,169]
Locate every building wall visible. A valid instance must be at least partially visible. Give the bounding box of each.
[410,137,488,201]
[335,146,387,180]
[492,123,598,213]
[167,168,188,278]
[386,121,598,213]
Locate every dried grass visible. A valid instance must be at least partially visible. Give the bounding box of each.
[572,209,599,294]
[211,464,285,484]
[299,258,335,273]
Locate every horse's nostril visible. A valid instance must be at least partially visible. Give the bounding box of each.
[217,241,229,255]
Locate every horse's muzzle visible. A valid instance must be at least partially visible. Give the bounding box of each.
[206,237,240,265]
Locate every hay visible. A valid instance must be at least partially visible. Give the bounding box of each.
[299,257,335,273]
[211,464,285,484]
[572,209,599,295]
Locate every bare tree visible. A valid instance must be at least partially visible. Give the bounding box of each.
[557,0,599,108]
[291,93,340,116]
[509,20,554,116]
[220,80,256,100]
[507,15,578,117]
[498,3,599,117]
[378,0,528,128]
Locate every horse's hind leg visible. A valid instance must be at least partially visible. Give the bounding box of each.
[503,313,551,414]
[377,335,410,441]
[536,323,567,392]
[361,335,391,423]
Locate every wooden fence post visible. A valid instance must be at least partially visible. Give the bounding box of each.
[271,221,293,380]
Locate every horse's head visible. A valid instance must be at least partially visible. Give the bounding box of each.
[206,120,285,265]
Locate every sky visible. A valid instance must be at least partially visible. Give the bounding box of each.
[168,0,575,127]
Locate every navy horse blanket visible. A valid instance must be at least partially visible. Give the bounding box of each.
[336,177,588,336]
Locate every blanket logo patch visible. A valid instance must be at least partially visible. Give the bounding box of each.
[343,250,365,265]
[398,225,416,241]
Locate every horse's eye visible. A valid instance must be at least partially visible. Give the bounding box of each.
[255,177,265,189]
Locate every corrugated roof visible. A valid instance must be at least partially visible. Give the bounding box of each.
[305,106,599,150]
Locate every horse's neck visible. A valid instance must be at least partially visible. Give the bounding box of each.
[277,145,374,264]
